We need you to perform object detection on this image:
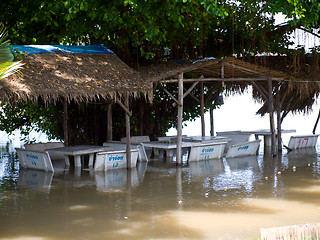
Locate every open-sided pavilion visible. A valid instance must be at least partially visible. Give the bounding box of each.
[3,45,304,166]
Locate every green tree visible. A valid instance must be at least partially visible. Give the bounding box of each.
[265,0,320,27]
[0,1,319,143]
[2,0,319,62]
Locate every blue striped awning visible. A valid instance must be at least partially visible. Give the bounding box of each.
[12,44,115,55]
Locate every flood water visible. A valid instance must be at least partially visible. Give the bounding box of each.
[1,140,320,240]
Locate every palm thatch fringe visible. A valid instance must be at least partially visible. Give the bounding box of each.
[3,53,153,104]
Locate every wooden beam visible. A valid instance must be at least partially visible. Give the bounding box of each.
[251,81,268,101]
[160,84,180,106]
[150,59,219,82]
[160,77,283,83]
[183,81,199,99]
[116,96,132,117]
[183,87,200,103]
[176,72,183,165]
[222,61,268,76]
[173,81,199,107]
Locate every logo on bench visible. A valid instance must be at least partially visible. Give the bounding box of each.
[26,153,39,160]
[237,145,249,151]
[202,147,214,153]
[109,155,124,162]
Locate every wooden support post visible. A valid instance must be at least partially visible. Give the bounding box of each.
[210,107,214,136]
[176,73,183,165]
[176,166,182,207]
[107,103,113,142]
[277,110,282,151]
[125,94,131,168]
[200,81,205,136]
[276,89,282,151]
[63,98,69,147]
[268,77,277,156]
[139,100,144,135]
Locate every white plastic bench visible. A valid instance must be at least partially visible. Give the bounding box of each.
[16,148,54,172]
[225,140,261,158]
[24,142,65,160]
[94,149,139,171]
[105,136,151,162]
[287,134,319,150]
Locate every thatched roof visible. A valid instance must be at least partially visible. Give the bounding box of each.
[3,52,153,103]
[141,57,293,82]
[140,56,320,116]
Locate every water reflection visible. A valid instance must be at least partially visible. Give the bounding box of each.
[226,155,260,171]
[16,162,147,193]
[18,169,53,192]
[287,147,318,167]
[95,163,146,192]
[1,142,320,239]
[189,159,224,177]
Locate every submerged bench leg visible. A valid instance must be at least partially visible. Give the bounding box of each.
[166,150,174,158]
[64,156,70,166]
[88,154,94,166]
[75,166,81,177]
[154,149,160,157]
[74,155,81,167]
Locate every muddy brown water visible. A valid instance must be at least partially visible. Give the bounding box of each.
[1,144,320,240]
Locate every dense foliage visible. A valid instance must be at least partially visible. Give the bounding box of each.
[3,0,319,62]
[0,0,319,143]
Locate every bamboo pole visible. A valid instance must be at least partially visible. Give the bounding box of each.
[176,73,183,165]
[125,94,131,168]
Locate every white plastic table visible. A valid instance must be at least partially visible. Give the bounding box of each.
[47,145,112,167]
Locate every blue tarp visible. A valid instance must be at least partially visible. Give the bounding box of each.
[12,44,116,55]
